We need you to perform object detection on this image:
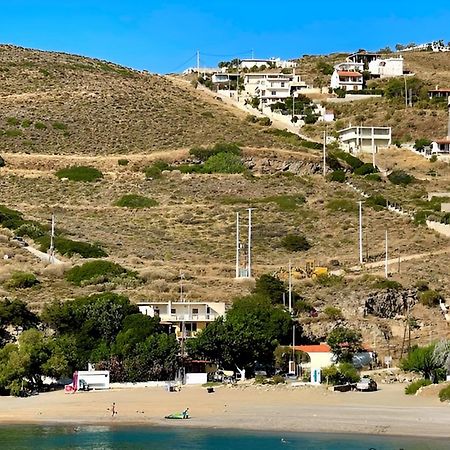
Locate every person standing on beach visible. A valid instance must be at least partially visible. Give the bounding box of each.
[110,402,117,418]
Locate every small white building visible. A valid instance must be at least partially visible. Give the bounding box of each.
[330,69,363,91]
[368,56,404,78]
[137,300,226,340]
[243,72,293,104]
[212,73,239,84]
[338,126,392,153]
[240,57,297,70]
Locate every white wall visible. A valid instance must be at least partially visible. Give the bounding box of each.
[185,373,207,385]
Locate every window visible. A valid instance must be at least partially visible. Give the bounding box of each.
[271,91,276,96]
[171,308,176,314]
[154,308,160,316]
[281,82,285,87]
[192,308,199,314]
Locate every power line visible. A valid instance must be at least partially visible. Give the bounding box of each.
[201,49,253,58]
[169,53,197,73]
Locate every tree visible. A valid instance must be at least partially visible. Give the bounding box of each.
[401,344,440,380]
[253,274,287,304]
[187,295,293,373]
[281,234,311,252]
[327,326,362,363]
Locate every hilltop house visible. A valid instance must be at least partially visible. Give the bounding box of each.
[429,88,450,100]
[137,300,226,340]
[368,56,404,78]
[429,98,450,160]
[240,57,297,70]
[330,63,364,91]
[337,126,392,153]
[243,72,293,104]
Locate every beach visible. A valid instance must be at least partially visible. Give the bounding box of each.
[0,383,448,438]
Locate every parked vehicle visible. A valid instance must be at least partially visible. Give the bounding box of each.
[356,376,377,392]
[12,236,28,247]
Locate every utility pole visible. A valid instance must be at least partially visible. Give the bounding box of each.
[196,50,200,74]
[49,212,55,264]
[385,230,388,278]
[404,75,408,108]
[247,208,253,278]
[235,212,240,278]
[372,143,376,169]
[358,201,363,264]
[180,271,185,301]
[288,260,292,313]
[323,129,327,177]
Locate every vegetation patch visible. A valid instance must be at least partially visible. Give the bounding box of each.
[439,385,450,402]
[281,234,311,252]
[326,199,357,213]
[405,379,431,395]
[115,194,158,208]
[419,290,443,307]
[388,170,415,186]
[37,235,107,258]
[55,166,103,182]
[326,170,346,182]
[65,260,136,285]
[6,272,39,289]
[372,279,403,290]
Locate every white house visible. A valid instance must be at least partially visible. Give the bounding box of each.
[212,73,239,84]
[240,57,297,70]
[243,72,293,104]
[330,67,363,91]
[368,56,404,78]
[137,300,226,340]
[338,126,392,153]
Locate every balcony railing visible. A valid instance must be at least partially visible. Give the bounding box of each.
[164,313,218,322]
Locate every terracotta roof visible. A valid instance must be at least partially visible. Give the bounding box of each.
[338,71,362,77]
[429,89,450,93]
[435,138,450,144]
[295,344,331,353]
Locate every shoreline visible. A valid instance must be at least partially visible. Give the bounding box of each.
[1,383,449,438]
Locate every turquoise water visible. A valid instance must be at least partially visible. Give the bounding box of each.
[0,425,448,449]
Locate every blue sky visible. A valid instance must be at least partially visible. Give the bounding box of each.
[1,1,449,73]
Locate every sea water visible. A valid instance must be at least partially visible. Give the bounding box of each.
[0,425,448,450]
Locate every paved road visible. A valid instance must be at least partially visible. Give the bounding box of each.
[23,245,63,264]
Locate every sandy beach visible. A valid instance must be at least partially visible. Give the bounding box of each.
[0,382,449,438]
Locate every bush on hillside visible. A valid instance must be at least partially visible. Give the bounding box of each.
[281,234,311,252]
[65,260,135,285]
[7,272,39,289]
[327,170,346,182]
[372,279,403,290]
[15,222,46,239]
[202,152,245,174]
[323,306,343,320]
[439,385,450,402]
[419,290,443,307]
[37,235,107,258]
[55,166,103,182]
[365,195,387,210]
[117,159,129,166]
[294,299,314,315]
[354,163,378,176]
[365,173,382,182]
[0,205,25,230]
[405,379,432,395]
[322,363,360,385]
[144,165,163,179]
[331,151,364,171]
[115,194,158,208]
[326,199,357,212]
[388,170,414,186]
[189,143,241,161]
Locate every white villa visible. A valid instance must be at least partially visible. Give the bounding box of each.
[240,57,297,70]
[337,126,392,153]
[368,56,404,78]
[330,62,364,91]
[243,72,293,104]
[137,300,226,340]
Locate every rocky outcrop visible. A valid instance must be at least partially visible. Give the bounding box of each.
[243,156,323,175]
[364,289,418,319]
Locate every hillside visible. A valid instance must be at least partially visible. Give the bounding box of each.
[0,45,449,363]
[0,45,292,155]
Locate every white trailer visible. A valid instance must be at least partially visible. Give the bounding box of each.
[76,370,110,390]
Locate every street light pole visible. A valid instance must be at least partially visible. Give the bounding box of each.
[358,201,363,264]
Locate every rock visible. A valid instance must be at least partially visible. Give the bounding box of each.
[364,289,418,319]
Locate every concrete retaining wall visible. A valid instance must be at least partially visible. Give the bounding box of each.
[426,220,450,237]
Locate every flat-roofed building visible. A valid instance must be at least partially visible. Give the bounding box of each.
[338,126,392,153]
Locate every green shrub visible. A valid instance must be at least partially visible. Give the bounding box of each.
[52,122,67,130]
[0,205,26,230]
[323,306,343,320]
[372,279,403,290]
[259,195,306,211]
[189,143,241,161]
[65,260,135,285]
[34,122,47,130]
[7,272,39,289]
[281,234,311,252]
[15,222,46,239]
[21,119,32,128]
[439,385,450,402]
[419,290,443,307]
[327,170,346,182]
[326,199,357,212]
[322,363,360,385]
[117,159,129,166]
[202,152,245,174]
[365,173,382,182]
[388,170,414,186]
[414,280,429,291]
[4,129,22,137]
[144,165,163,179]
[430,155,438,163]
[315,274,343,287]
[405,379,432,395]
[331,151,364,171]
[354,163,378,176]
[37,235,107,258]
[6,117,20,126]
[270,375,285,384]
[257,117,272,126]
[414,138,432,151]
[294,299,314,314]
[177,163,204,174]
[365,195,387,210]
[152,160,171,171]
[115,194,158,208]
[55,166,103,182]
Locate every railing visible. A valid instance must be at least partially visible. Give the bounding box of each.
[162,314,218,322]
